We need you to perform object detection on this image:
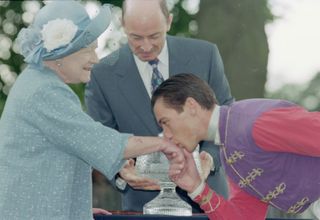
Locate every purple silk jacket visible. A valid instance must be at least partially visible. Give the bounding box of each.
[219,99,320,213]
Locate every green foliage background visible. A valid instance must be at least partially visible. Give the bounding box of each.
[197,0,273,100]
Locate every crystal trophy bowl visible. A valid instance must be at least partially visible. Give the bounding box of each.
[136,144,201,216]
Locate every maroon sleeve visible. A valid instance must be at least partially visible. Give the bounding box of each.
[252,106,320,156]
[193,179,268,220]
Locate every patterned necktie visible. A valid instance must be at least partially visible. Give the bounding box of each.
[148,59,164,94]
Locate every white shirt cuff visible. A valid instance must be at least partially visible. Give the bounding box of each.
[188,181,205,200]
[115,175,127,190]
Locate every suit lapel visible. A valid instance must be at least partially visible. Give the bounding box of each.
[167,36,192,77]
[116,47,161,134]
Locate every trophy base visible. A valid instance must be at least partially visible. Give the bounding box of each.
[143,185,192,216]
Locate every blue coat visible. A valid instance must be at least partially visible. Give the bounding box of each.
[85,35,234,212]
[0,65,130,219]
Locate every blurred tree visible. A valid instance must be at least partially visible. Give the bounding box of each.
[266,72,320,111]
[196,0,273,100]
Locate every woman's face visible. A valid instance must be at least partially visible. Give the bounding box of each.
[57,41,99,84]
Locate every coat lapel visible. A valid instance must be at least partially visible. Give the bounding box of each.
[116,47,161,134]
[167,36,193,77]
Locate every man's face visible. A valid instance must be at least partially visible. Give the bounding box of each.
[153,98,199,152]
[123,3,172,61]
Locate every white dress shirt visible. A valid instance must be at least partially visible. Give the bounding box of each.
[134,40,169,98]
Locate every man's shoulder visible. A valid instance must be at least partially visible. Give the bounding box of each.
[168,35,217,49]
[167,36,220,59]
[96,44,131,69]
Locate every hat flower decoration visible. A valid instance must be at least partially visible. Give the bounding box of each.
[41,18,78,52]
[16,1,112,66]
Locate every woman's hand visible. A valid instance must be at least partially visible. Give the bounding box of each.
[92,208,111,215]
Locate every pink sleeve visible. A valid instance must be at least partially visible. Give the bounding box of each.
[252,106,320,156]
[193,178,268,220]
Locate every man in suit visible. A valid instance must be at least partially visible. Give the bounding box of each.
[85,0,234,212]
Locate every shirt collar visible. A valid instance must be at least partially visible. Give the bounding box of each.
[206,105,221,145]
[157,40,168,66]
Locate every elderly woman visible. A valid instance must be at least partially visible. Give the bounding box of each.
[0,1,184,219]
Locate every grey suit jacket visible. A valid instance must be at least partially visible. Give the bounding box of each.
[85,35,234,212]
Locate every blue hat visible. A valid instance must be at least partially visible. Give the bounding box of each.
[16,1,112,65]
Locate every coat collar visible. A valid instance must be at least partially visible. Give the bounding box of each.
[115,45,161,134]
